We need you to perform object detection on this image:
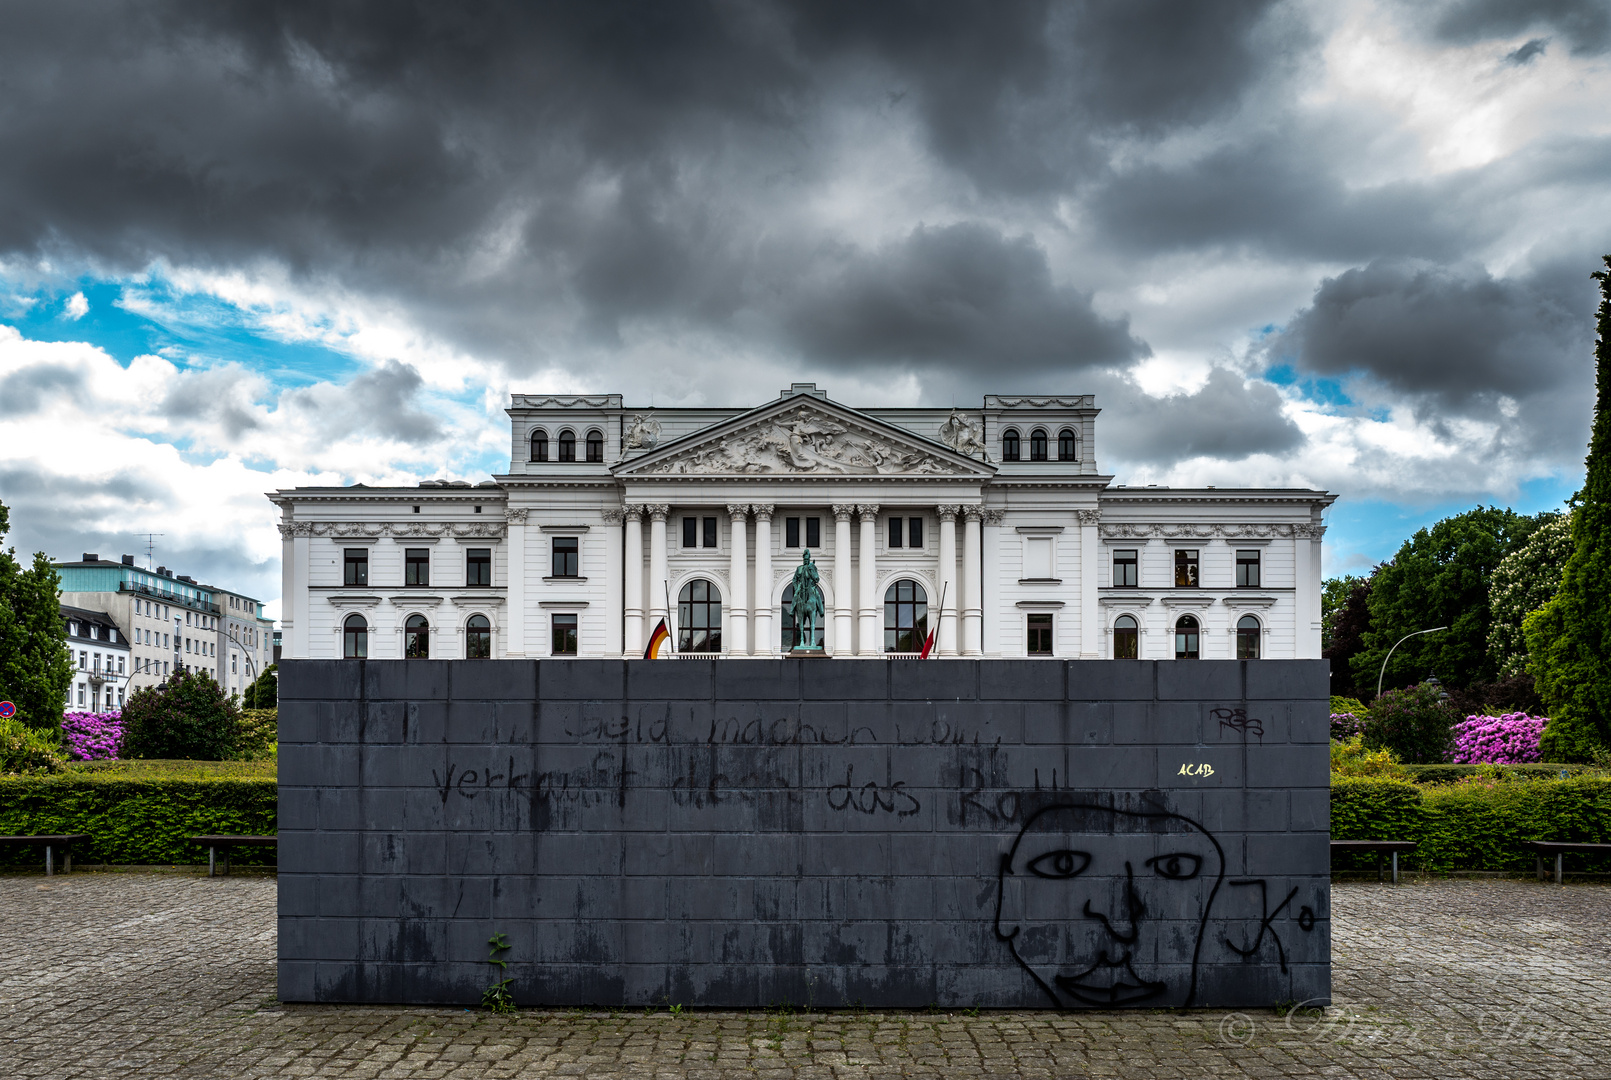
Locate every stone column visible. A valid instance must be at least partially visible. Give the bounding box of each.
[962,505,983,656]
[937,505,960,656]
[623,506,644,656]
[1295,523,1325,659]
[981,508,1004,657]
[1078,509,1101,658]
[600,508,625,657]
[832,504,855,654]
[857,504,880,656]
[727,504,750,656]
[647,504,670,638]
[506,509,528,656]
[752,505,774,657]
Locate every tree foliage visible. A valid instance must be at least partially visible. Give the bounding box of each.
[1488,512,1572,678]
[0,500,74,732]
[120,668,242,761]
[1322,574,1373,697]
[1350,507,1544,694]
[242,663,277,709]
[1527,257,1611,763]
[1362,681,1459,764]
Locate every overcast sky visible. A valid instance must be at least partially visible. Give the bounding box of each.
[1,0,1608,620]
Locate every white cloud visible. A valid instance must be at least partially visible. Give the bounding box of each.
[62,291,87,320]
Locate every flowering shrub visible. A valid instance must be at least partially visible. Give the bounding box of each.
[1330,734,1407,778]
[1363,683,1459,764]
[1448,712,1548,765]
[1331,712,1366,740]
[61,711,125,760]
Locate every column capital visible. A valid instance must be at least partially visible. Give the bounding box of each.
[727,503,750,521]
[1075,508,1101,526]
[623,505,645,523]
[962,505,983,522]
[505,508,530,524]
[856,503,880,521]
[600,507,625,525]
[832,503,856,521]
[981,507,1005,526]
[644,504,671,522]
[751,504,775,522]
[936,504,961,521]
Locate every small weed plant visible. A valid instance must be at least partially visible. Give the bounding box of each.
[481,932,514,1013]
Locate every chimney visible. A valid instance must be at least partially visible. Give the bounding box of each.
[121,555,135,566]
[156,566,166,575]
[82,553,99,562]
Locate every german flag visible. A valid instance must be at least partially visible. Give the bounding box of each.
[644,618,671,659]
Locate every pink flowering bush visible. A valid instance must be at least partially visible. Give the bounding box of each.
[1331,712,1366,741]
[60,710,124,760]
[1448,712,1548,765]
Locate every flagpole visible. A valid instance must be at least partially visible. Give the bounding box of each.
[936,581,947,656]
[664,581,677,655]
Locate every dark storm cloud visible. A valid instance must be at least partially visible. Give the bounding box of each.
[279,360,440,445]
[0,364,84,415]
[1505,37,1551,64]
[778,223,1147,373]
[160,367,262,440]
[1099,368,1305,464]
[1425,0,1611,55]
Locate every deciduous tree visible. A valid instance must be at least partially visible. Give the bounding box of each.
[0,500,74,732]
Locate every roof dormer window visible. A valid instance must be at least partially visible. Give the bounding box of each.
[1002,428,1021,462]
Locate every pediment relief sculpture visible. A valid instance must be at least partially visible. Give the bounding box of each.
[637,404,964,476]
[939,410,989,458]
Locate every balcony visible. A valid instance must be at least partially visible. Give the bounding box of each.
[117,580,222,614]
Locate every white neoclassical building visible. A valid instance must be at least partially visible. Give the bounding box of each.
[269,384,1334,661]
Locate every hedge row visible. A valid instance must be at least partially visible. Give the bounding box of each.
[1331,777,1611,872]
[0,774,277,866]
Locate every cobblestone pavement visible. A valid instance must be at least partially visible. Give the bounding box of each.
[2,873,1609,1078]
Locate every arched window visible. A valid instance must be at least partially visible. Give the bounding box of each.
[1030,428,1048,461]
[1237,615,1262,660]
[529,429,549,462]
[678,580,722,653]
[780,583,824,652]
[884,579,928,653]
[343,614,368,659]
[1113,615,1138,659]
[1001,428,1021,462]
[585,429,604,463]
[466,614,492,659]
[1058,428,1077,461]
[405,615,429,659]
[557,429,576,462]
[1175,615,1200,660]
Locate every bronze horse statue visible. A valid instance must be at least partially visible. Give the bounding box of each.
[788,549,826,650]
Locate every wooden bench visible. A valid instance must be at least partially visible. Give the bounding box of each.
[0,834,91,876]
[1522,840,1611,884]
[1331,840,1416,884]
[190,834,277,877]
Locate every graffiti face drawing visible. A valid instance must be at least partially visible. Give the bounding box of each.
[995,803,1224,1008]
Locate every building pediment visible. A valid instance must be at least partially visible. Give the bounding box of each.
[615,396,994,479]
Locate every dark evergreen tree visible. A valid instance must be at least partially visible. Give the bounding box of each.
[121,668,242,760]
[242,663,277,709]
[1526,256,1611,762]
[0,500,74,732]
[1322,574,1373,698]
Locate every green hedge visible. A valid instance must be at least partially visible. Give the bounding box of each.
[1400,763,1595,784]
[1331,777,1611,872]
[0,773,277,866]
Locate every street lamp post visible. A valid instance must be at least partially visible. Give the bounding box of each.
[1377,626,1449,699]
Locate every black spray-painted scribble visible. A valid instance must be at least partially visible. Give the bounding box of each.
[1212,707,1264,741]
[1224,879,1301,973]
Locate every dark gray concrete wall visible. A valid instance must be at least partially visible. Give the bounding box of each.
[277,658,1331,1009]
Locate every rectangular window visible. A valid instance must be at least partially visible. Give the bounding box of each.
[405,548,431,586]
[551,537,579,578]
[466,548,492,586]
[1112,549,1138,588]
[785,517,800,547]
[1174,549,1200,587]
[908,517,923,549]
[683,516,698,548]
[551,613,578,656]
[1236,549,1261,588]
[1027,614,1053,655]
[117,657,124,674]
[232,655,237,674]
[888,516,903,548]
[806,516,821,548]
[702,516,718,548]
[344,549,368,586]
[77,687,85,706]
[79,651,86,669]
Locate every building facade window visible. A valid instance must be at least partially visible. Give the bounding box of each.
[557,429,576,462]
[703,516,718,548]
[344,549,369,586]
[551,613,578,655]
[1027,613,1053,655]
[888,516,903,548]
[466,548,492,586]
[1002,428,1021,461]
[906,517,923,548]
[1174,549,1199,587]
[779,583,825,652]
[884,579,928,653]
[1236,549,1261,588]
[405,615,430,658]
[405,548,430,586]
[551,537,579,577]
[1029,428,1048,461]
[1237,614,1262,659]
[1112,549,1138,587]
[1058,428,1077,461]
[343,614,368,659]
[1174,614,1200,659]
[466,615,492,658]
[683,516,698,548]
[785,516,800,547]
[1113,615,1139,659]
[530,430,548,462]
[585,429,604,463]
[677,580,722,653]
